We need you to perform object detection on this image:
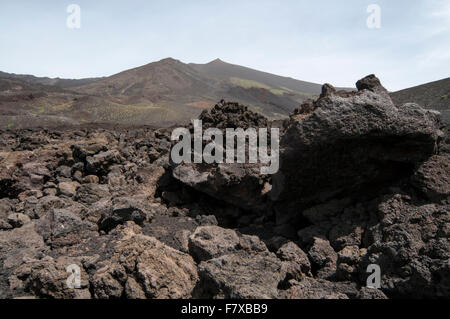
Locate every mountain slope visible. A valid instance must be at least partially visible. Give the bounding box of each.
[391,77,450,126]
[190,58,322,96]
[0,71,102,89]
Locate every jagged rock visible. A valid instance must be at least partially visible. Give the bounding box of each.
[195,215,218,226]
[358,194,450,298]
[411,155,450,202]
[124,277,146,299]
[188,226,268,262]
[81,198,110,224]
[172,163,268,212]
[98,197,153,232]
[336,245,362,281]
[7,213,30,228]
[86,150,124,175]
[291,99,316,120]
[280,278,359,299]
[57,181,80,198]
[18,189,43,201]
[71,143,107,162]
[0,222,48,298]
[308,237,337,269]
[238,233,268,253]
[0,219,12,230]
[320,83,337,97]
[174,229,191,253]
[0,151,53,198]
[170,101,272,213]
[36,208,97,248]
[197,250,285,298]
[72,171,83,183]
[76,183,110,204]
[21,162,52,185]
[357,287,388,299]
[91,230,198,299]
[0,198,14,224]
[276,241,311,280]
[56,165,72,178]
[188,226,240,261]
[356,74,390,95]
[107,167,127,190]
[90,264,126,299]
[30,195,69,219]
[82,175,99,184]
[337,245,361,264]
[43,188,57,196]
[10,256,91,299]
[141,213,198,252]
[328,223,364,252]
[199,100,268,130]
[272,75,442,213]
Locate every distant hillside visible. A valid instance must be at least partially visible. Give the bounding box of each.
[0,77,60,93]
[0,71,102,89]
[391,77,450,126]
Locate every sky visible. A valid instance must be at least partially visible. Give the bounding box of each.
[0,0,449,91]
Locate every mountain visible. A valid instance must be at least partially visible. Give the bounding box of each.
[0,58,331,128]
[72,58,323,117]
[391,77,450,126]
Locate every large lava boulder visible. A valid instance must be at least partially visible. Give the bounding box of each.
[171,101,272,213]
[271,75,443,212]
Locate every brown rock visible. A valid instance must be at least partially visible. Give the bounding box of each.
[277,241,311,280]
[91,232,198,299]
[57,181,80,198]
[82,175,99,184]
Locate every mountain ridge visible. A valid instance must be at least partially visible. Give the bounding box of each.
[0,71,103,89]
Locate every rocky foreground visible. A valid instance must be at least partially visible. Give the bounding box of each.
[0,75,448,299]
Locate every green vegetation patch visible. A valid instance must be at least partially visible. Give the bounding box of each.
[230,77,272,90]
[230,77,294,96]
[79,100,181,124]
[31,106,46,114]
[229,78,316,98]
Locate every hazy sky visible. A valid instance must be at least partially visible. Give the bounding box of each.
[0,0,449,91]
